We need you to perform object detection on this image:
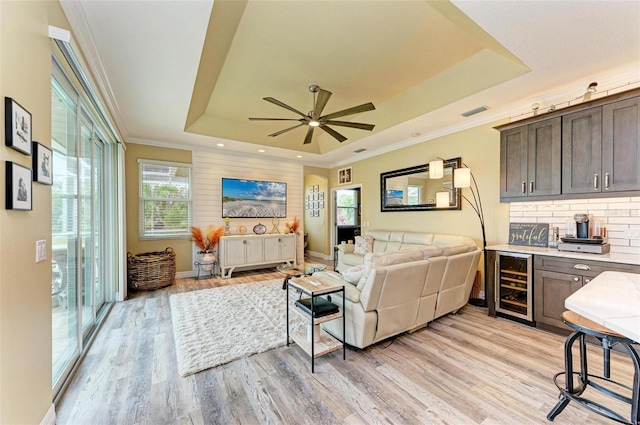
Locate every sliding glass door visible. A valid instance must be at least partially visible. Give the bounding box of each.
[52,64,109,393]
[51,75,80,386]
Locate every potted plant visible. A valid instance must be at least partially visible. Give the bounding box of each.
[190,225,224,271]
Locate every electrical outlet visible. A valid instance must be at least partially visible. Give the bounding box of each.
[36,240,46,262]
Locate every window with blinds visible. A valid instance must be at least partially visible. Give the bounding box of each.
[139,159,192,239]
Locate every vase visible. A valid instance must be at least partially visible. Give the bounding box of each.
[199,252,216,271]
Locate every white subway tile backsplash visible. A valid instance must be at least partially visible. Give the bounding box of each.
[509,196,639,247]
[609,202,640,210]
[611,246,640,255]
[568,199,590,205]
[599,197,632,203]
[584,203,608,210]
[609,217,640,224]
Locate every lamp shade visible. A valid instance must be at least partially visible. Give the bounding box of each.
[429,160,444,179]
[454,167,471,188]
[436,191,450,208]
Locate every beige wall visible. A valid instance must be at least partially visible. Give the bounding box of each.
[125,143,193,272]
[303,170,330,256]
[0,2,70,423]
[329,122,511,287]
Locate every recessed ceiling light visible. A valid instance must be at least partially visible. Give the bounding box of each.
[296,155,303,158]
[216,143,225,147]
[258,149,266,153]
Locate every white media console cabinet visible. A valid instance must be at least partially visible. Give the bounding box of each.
[218,233,297,278]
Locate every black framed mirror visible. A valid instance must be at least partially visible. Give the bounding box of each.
[380,157,461,212]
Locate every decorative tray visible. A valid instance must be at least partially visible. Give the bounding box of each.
[560,237,606,245]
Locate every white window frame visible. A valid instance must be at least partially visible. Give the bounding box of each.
[138,158,192,239]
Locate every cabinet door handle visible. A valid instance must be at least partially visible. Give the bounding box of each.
[521,181,526,194]
[605,173,610,190]
[573,264,590,271]
[573,277,580,282]
[529,181,534,194]
[584,278,591,284]
[594,173,599,190]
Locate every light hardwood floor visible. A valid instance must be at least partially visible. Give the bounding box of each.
[56,263,636,424]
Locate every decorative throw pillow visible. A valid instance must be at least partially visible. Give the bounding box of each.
[341,264,364,284]
[353,235,374,255]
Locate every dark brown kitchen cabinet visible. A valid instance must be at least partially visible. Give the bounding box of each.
[562,107,602,194]
[533,255,640,334]
[500,117,561,200]
[497,88,640,201]
[563,96,640,194]
[534,269,583,333]
[602,96,640,192]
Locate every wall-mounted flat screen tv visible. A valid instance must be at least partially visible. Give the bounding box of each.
[222,178,287,218]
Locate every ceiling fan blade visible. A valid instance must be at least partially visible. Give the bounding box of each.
[324,120,375,131]
[249,117,303,121]
[268,123,306,137]
[303,126,314,145]
[321,102,375,120]
[320,125,347,143]
[263,97,308,119]
[312,89,332,119]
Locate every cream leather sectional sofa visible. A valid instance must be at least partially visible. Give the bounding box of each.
[313,230,481,349]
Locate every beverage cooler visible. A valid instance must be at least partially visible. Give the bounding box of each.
[495,252,533,323]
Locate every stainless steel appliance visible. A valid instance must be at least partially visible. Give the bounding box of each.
[495,252,533,323]
[574,213,590,238]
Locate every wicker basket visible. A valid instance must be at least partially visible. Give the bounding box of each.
[127,247,176,291]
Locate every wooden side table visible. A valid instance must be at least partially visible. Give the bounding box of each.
[286,275,345,373]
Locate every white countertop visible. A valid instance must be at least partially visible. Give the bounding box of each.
[564,271,640,343]
[486,244,640,266]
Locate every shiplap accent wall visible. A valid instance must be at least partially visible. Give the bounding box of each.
[192,150,305,271]
[509,196,640,255]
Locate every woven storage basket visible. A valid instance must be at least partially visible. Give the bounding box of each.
[127,247,176,291]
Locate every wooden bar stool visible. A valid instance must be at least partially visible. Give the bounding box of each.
[548,311,640,424]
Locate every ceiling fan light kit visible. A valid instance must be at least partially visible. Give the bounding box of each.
[249,85,375,144]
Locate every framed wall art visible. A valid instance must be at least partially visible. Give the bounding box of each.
[5,97,32,155]
[33,142,52,185]
[338,167,352,185]
[6,161,32,210]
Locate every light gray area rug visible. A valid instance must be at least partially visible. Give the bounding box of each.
[170,279,305,377]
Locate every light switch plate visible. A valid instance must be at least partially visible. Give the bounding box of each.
[36,240,47,262]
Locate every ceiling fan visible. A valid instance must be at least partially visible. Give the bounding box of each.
[249,85,375,144]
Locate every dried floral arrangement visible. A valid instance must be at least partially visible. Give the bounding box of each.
[284,216,301,235]
[190,225,224,253]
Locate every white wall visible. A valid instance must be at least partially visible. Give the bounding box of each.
[510,196,640,254]
[192,151,305,265]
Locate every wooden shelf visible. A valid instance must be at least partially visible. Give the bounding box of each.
[290,304,342,325]
[501,298,528,308]
[501,269,528,277]
[501,284,527,292]
[501,276,527,285]
[291,328,343,358]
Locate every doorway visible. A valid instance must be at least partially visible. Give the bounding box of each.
[333,187,361,247]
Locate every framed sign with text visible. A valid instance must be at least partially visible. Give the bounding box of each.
[508,222,549,247]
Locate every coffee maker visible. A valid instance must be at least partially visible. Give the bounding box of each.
[574,213,590,239]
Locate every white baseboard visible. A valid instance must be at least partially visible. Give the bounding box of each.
[305,250,332,261]
[176,270,197,279]
[40,404,56,425]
